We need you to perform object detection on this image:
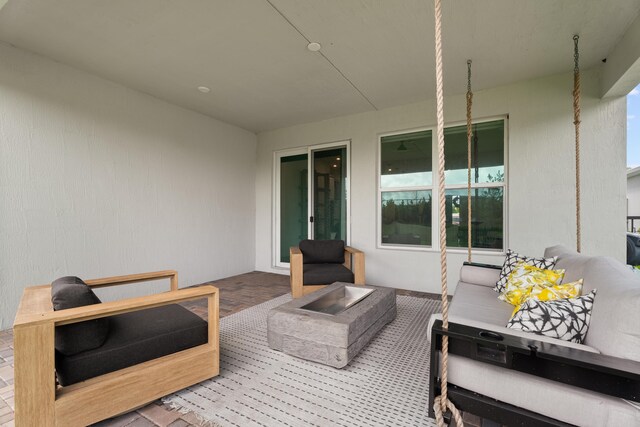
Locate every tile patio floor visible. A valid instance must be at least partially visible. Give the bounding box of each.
[0,271,482,427]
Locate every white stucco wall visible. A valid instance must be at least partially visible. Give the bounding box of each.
[255,69,626,295]
[0,43,257,329]
[627,172,640,221]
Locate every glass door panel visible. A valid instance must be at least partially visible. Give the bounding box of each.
[275,142,349,267]
[279,154,308,263]
[312,147,347,241]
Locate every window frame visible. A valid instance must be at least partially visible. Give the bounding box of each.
[378,126,434,249]
[376,115,508,254]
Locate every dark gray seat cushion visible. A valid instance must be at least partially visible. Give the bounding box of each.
[303,263,354,286]
[55,304,207,386]
[299,239,345,264]
[51,276,110,356]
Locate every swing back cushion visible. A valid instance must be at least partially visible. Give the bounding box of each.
[544,246,640,362]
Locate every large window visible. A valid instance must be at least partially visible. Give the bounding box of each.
[380,130,433,246]
[379,119,505,251]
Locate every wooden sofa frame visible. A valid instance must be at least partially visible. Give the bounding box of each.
[13,270,219,427]
[428,264,640,426]
[289,245,365,298]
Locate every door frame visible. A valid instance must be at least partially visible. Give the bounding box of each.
[273,140,351,269]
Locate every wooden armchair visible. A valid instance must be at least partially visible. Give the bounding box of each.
[290,240,365,298]
[13,270,219,427]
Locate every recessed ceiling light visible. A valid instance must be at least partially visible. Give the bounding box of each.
[197,86,211,93]
[307,42,322,52]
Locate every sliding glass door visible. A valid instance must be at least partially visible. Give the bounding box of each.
[311,147,347,241]
[275,142,350,267]
[278,153,309,264]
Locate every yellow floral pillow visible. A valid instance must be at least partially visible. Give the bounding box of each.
[510,279,584,317]
[529,279,583,303]
[498,261,565,307]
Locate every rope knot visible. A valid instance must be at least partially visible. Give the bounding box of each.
[434,395,464,426]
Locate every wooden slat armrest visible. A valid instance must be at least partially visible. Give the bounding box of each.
[15,286,217,327]
[345,246,365,285]
[290,247,303,270]
[289,247,304,298]
[85,270,178,290]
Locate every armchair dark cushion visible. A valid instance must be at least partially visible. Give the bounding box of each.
[51,276,110,356]
[303,263,354,286]
[55,304,207,386]
[299,239,345,264]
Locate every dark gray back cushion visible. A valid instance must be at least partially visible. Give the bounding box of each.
[51,276,109,356]
[299,239,345,264]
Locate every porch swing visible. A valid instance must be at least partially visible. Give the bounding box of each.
[428,1,640,426]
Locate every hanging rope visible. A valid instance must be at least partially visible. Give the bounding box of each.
[573,35,581,253]
[466,60,473,263]
[432,0,463,425]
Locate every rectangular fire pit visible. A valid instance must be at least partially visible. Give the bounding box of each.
[267,282,396,368]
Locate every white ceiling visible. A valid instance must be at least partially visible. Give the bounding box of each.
[0,0,638,132]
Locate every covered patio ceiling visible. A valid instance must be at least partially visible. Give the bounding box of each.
[0,0,638,132]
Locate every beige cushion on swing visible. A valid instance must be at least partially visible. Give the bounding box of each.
[545,246,640,362]
[449,282,512,326]
[459,264,501,287]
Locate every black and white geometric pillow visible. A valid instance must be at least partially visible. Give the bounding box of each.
[494,249,558,294]
[506,290,597,344]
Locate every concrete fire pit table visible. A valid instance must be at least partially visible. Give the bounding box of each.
[267,282,396,368]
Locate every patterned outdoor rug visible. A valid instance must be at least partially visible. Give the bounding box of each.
[164,293,440,427]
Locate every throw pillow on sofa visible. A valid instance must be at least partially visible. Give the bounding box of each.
[509,279,584,317]
[506,290,596,344]
[499,261,566,307]
[528,279,583,304]
[494,249,558,294]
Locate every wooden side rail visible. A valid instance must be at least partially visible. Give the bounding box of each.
[14,272,219,427]
[85,270,178,291]
[16,286,217,327]
[345,246,365,285]
[290,247,303,298]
